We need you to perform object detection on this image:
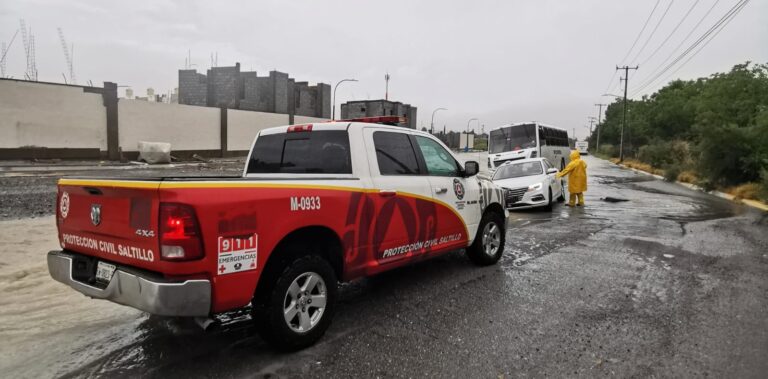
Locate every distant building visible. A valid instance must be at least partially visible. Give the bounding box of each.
[178,63,330,118]
[125,88,134,99]
[340,99,417,129]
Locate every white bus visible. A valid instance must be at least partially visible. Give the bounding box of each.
[575,141,589,155]
[487,122,571,170]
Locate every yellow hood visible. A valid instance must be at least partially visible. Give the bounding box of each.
[569,150,581,161]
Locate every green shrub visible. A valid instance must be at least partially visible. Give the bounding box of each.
[761,169,768,202]
[598,144,617,158]
[663,163,681,182]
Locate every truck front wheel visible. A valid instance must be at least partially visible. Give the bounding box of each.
[466,211,505,266]
[257,255,337,351]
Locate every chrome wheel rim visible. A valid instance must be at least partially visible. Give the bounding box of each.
[283,271,327,333]
[482,222,501,257]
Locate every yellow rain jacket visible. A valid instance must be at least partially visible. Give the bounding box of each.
[557,150,587,193]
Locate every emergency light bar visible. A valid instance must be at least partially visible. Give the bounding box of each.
[332,116,407,125]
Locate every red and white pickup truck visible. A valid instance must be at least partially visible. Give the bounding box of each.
[48,119,507,350]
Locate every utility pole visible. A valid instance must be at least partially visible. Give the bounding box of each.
[616,65,638,162]
[587,117,595,135]
[594,103,607,153]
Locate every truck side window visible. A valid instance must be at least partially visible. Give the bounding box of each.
[414,136,460,176]
[373,131,421,175]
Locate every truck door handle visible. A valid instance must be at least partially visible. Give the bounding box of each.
[434,187,448,194]
[379,190,397,197]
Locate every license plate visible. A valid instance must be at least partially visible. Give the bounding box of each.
[95,261,116,283]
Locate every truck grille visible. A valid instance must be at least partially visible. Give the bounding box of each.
[505,187,527,204]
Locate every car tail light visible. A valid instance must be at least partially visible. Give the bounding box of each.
[159,203,203,261]
[287,124,313,133]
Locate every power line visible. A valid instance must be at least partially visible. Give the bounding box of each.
[620,0,661,65]
[640,0,701,66]
[629,0,676,65]
[631,0,749,96]
[630,0,722,92]
[632,0,750,96]
[603,0,660,94]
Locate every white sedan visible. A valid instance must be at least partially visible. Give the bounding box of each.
[491,158,565,211]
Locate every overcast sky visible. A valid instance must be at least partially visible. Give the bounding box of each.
[2,0,766,139]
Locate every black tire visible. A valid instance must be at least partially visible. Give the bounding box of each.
[256,255,337,351]
[467,211,505,266]
[557,181,566,202]
[543,188,553,211]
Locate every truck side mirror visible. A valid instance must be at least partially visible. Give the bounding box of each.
[464,161,479,177]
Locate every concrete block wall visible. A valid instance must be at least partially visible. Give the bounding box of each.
[0,78,331,160]
[178,70,207,106]
[207,64,240,108]
[177,64,330,118]
[340,99,417,129]
[227,109,289,151]
[118,101,221,152]
[0,80,107,152]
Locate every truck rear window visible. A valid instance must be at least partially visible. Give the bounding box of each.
[246,130,352,174]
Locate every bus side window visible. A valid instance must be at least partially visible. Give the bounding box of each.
[539,126,547,146]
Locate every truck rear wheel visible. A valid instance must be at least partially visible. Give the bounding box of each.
[467,211,505,266]
[256,255,337,351]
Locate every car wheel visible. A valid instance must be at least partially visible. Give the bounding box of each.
[544,188,553,211]
[256,255,337,351]
[557,180,566,202]
[467,211,505,266]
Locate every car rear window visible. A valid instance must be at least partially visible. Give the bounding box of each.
[246,130,352,174]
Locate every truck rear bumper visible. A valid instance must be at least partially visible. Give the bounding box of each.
[47,250,211,317]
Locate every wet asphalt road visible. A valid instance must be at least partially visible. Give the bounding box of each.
[2,155,768,378]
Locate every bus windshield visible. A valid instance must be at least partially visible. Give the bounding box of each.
[488,124,537,154]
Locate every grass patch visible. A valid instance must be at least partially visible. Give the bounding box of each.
[615,159,664,176]
[725,183,761,201]
[677,170,698,183]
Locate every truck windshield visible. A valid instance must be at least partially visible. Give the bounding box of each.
[489,124,537,154]
[493,161,543,180]
[247,130,352,174]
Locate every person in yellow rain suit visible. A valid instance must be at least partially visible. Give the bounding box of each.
[556,150,587,206]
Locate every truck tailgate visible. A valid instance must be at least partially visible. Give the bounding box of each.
[57,179,162,271]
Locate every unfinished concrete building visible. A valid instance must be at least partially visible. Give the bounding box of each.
[178,63,330,118]
[340,99,417,129]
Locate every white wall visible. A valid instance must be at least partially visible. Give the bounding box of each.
[118,100,220,151]
[294,115,330,125]
[0,80,106,149]
[228,109,289,151]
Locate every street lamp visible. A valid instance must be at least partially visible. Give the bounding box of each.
[466,118,478,152]
[332,78,357,120]
[430,108,447,134]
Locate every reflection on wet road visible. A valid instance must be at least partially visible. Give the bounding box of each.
[2,156,767,378]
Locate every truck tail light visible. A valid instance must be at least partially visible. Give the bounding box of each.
[287,124,313,132]
[159,203,204,261]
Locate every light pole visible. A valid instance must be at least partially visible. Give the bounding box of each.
[466,118,478,152]
[332,78,357,120]
[430,108,447,134]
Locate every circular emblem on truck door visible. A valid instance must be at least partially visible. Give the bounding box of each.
[91,204,101,226]
[453,178,465,200]
[60,192,70,219]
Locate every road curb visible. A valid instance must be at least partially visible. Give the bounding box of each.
[604,158,768,213]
